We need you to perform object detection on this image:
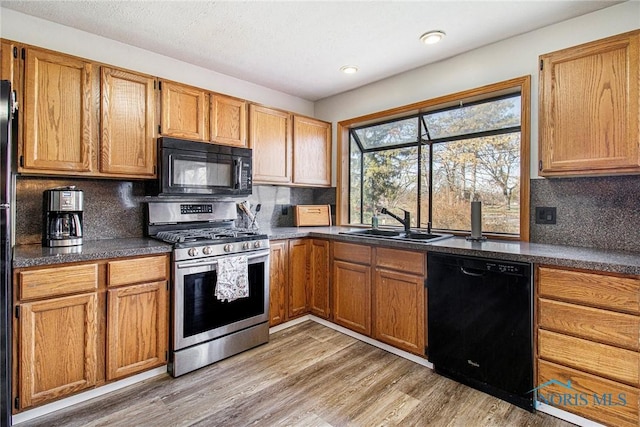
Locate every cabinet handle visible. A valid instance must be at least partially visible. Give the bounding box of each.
[539,160,543,171]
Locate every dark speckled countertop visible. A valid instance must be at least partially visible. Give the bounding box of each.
[13,238,172,268]
[268,226,640,275]
[13,227,640,275]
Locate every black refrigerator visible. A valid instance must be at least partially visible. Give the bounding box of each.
[0,80,15,427]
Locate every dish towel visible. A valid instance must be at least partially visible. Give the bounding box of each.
[215,255,249,302]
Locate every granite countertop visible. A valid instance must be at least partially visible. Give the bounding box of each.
[267,226,640,275]
[13,227,640,275]
[13,238,173,268]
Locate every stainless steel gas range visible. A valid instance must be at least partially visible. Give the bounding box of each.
[147,201,270,377]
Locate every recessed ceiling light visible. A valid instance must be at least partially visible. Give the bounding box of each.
[340,65,359,74]
[420,30,446,45]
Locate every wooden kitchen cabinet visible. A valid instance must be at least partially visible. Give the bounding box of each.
[288,239,310,319]
[539,30,640,176]
[14,262,100,411]
[373,247,426,356]
[249,104,292,184]
[106,255,168,380]
[269,240,288,326]
[100,67,156,177]
[536,265,640,427]
[22,48,94,174]
[13,254,170,412]
[210,93,247,147]
[1,40,18,82]
[309,239,330,318]
[159,80,207,141]
[292,115,332,187]
[332,242,372,336]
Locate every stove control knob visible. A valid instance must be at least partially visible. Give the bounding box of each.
[203,246,213,255]
[242,242,250,250]
[224,244,233,252]
[188,248,198,257]
[254,241,261,249]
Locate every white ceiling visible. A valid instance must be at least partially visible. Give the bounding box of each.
[0,1,625,101]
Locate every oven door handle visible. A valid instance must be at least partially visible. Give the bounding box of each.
[176,250,270,269]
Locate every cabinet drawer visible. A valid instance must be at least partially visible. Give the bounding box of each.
[333,242,371,265]
[538,359,638,427]
[18,263,98,300]
[539,329,639,386]
[108,255,168,287]
[538,266,640,314]
[539,298,640,351]
[375,247,425,276]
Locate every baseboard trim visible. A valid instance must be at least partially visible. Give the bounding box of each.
[12,366,168,425]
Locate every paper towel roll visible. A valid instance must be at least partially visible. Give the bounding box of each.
[471,201,482,239]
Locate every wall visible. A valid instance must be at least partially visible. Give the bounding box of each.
[15,176,336,245]
[0,8,314,116]
[315,1,640,180]
[314,1,640,250]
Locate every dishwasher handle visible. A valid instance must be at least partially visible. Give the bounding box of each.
[460,266,486,277]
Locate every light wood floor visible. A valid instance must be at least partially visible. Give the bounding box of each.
[19,321,574,427]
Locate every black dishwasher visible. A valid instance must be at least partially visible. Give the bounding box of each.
[427,252,533,411]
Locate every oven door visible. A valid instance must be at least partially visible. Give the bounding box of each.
[174,250,270,351]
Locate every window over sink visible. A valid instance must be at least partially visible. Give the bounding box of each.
[344,77,530,239]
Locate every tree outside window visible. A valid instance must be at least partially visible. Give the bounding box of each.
[349,93,521,236]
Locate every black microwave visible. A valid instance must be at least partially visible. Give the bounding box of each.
[147,137,252,197]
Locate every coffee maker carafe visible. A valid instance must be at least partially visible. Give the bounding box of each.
[43,186,83,247]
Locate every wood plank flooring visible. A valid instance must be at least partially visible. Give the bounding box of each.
[18,321,574,426]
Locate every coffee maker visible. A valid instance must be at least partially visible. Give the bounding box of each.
[43,186,83,247]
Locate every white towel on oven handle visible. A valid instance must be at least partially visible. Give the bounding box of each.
[215,255,249,302]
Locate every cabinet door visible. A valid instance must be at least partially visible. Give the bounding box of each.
[288,239,309,318]
[106,281,168,380]
[23,48,93,172]
[249,104,292,184]
[210,94,247,147]
[160,81,207,140]
[101,67,156,177]
[293,116,331,186]
[539,30,640,176]
[19,293,98,409]
[269,240,288,326]
[1,41,17,82]
[332,260,371,335]
[309,239,330,319]
[374,268,425,355]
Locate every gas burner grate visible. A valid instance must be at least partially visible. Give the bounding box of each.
[155,227,261,244]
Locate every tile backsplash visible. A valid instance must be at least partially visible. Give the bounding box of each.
[15,176,336,245]
[530,176,640,252]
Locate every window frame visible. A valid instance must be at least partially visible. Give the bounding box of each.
[336,76,531,241]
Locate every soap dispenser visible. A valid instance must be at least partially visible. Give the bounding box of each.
[371,211,379,229]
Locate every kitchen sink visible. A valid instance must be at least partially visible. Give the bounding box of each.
[340,229,452,243]
[345,229,402,237]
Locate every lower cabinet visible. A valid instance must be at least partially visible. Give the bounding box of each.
[373,248,426,355]
[536,265,640,427]
[13,254,169,412]
[332,242,372,335]
[269,238,330,327]
[19,293,98,409]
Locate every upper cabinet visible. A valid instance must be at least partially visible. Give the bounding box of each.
[159,80,207,141]
[249,104,293,184]
[293,116,331,187]
[101,67,156,177]
[18,46,158,178]
[539,30,640,177]
[23,48,94,173]
[250,104,332,187]
[210,93,247,147]
[159,80,248,147]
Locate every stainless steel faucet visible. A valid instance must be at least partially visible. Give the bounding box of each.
[380,207,411,235]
